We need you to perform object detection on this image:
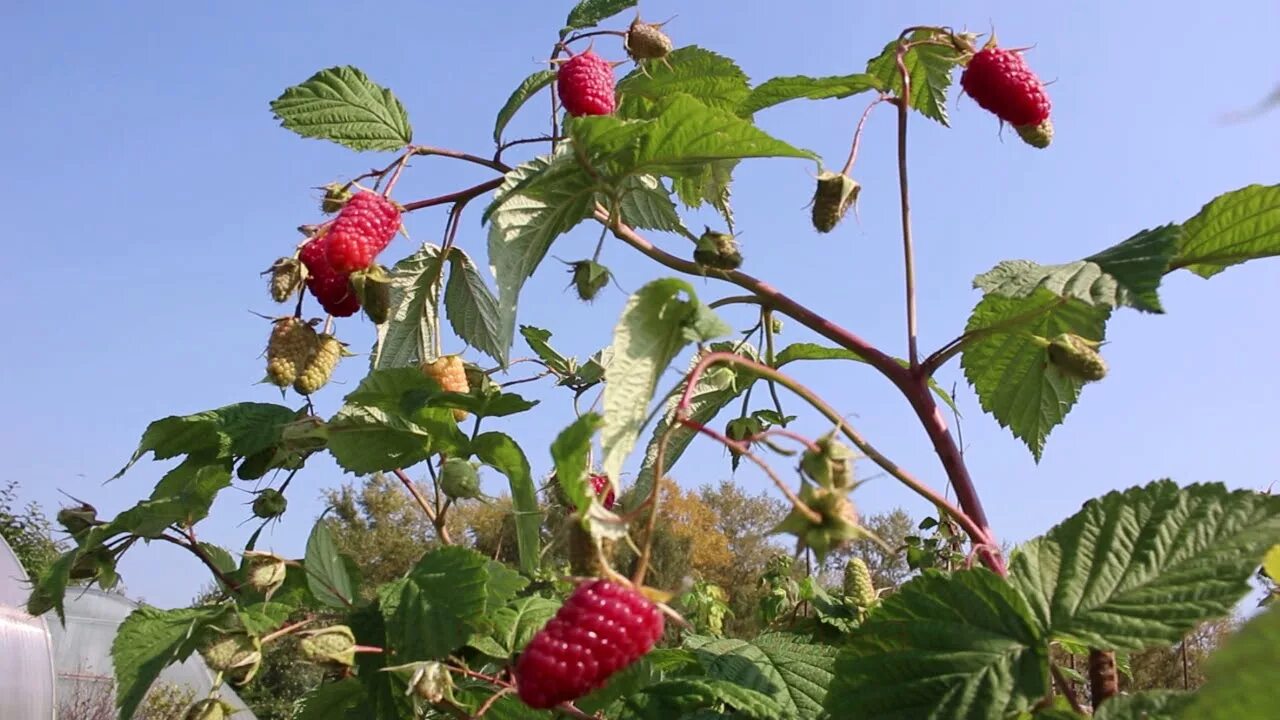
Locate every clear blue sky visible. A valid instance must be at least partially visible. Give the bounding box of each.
[2,2,1276,608]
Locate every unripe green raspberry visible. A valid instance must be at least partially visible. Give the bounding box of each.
[243,550,288,600]
[264,257,305,303]
[252,489,288,519]
[811,171,861,233]
[1015,118,1054,149]
[625,17,673,60]
[298,625,357,667]
[184,698,235,720]
[293,334,346,396]
[800,432,856,491]
[266,317,319,388]
[203,630,262,685]
[1045,332,1107,382]
[842,557,876,608]
[694,227,742,271]
[439,458,483,501]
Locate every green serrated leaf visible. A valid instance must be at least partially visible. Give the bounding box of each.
[563,0,636,32]
[292,678,367,720]
[827,568,1050,720]
[634,342,757,500]
[432,389,539,419]
[1092,690,1191,720]
[270,66,412,151]
[865,30,961,125]
[472,432,541,575]
[1085,224,1181,312]
[551,413,603,520]
[372,243,445,370]
[1010,481,1280,650]
[444,246,505,364]
[26,549,77,624]
[625,678,785,720]
[494,69,556,144]
[960,288,1110,460]
[491,596,561,655]
[686,633,838,718]
[487,150,598,364]
[381,546,489,661]
[774,342,958,414]
[740,73,883,116]
[601,278,728,485]
[326,369,470,474]
[1182,607,1280,720]
[112,605,229,720]
[348,604,413,718]
[484,559,529,611]
[146,455,234,528]
[305,520,356,608]
[618,174,688,234]
[1171,184,1280,278]
[115,403,296,478]
[520,325,575,377]
[237,602,292,635]
[617,46,751,119]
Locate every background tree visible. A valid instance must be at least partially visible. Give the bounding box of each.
[0,479,60,578]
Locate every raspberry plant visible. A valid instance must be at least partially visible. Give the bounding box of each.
[27,2,1280,719]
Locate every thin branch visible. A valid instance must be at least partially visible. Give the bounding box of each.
[392,468,452,545]
[893,45,920,367]
[400,178,504,214]
[920,298,1064,376]
[841,94,890,175]
[708,294,767,310]
[1050,663,1086,715]
[412,145,510,173]
[156,533,240,595]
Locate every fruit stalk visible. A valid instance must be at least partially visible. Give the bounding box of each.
[894,43,920,367]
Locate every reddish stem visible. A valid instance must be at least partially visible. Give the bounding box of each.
[401,178,504,213]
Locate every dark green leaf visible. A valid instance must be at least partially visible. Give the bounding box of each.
[26,549,77,624]
[487,151,598,364]
[1182,608,1280,720]
[618,174,687,233]
[740,73,883,116]
[865,30,962,125]
[431,390,539,419]
[237,602,292,635]
[381,546,489,661]
[270,66,412,151]
[293,678,368,720]
[601,278,729,483]
[1010,481,1280,650]
[115,403,296,478]
[472,432,541,575]
[326,368,469,474]
[445,246,506,364]
[520,325,574,377]
[1171,184,1280,278]
[304,520,356,608]
[686,632,838,718]
[494,70,556,144]
[489,596,561,655]
[960,288,1110,460]
[1085,224,1181,312]
[563,0,635,33]
[826,568,1050,720]
[624,678,785,720]
[372,243,445,370]
[774,342,958,413]
[484,559,529,611]
[617,47,750,119]
[551,413,604,520]
[111,605,229,720]
[349,604,412,718]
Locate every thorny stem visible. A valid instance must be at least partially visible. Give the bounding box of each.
[393,468,453,545]
[261,617,316,644]
[600,213,1001,571]
[157,532,241,595]
[757,427,821,454]
[841,94,890,175]
[894,44,920,368]
[412,145,510,173]
[382,150,414,195]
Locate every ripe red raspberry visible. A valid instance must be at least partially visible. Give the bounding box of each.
[300,236,360,317]
[588,473,615,510]
[960,46,1051,127]
[515,580,664,709]
[324,191,401,273]
[557,50,616,117]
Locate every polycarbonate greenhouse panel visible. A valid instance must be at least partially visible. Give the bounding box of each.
[0,535,57,720]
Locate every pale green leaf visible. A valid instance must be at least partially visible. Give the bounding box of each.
[686,632,838,718]
[490,596,562,655]
[618,174,688,234]
[494,69,555,144]
[520,325,574,377]
[1182,608,1280,720]
[601,278,729,485]
[551,413,604,520]
[1010,481,1280,650]
[960,288,1110,460]
[304,520,356,608]
[236,602,291,635]
[487,151,597,364]
[372,243,445,370]
[865,31,962,125]
[826,568,1050,720]
[112,605,229,720]
[617,47,750,119]
[444,246,505,364]
[1172,184,1280,277]
[563,0,635,33]
[381,546,489,660]
[740,73,883,116]
[472,432,541,575]
[270,66,412,151]
[484,559,529,612]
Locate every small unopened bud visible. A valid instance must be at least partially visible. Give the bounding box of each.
[811,171,861,233]
[263,257,305,303]
[567,260,611,302]
[694,228,742,271]
[771,484,869,563]
[439,458,484,501]
[252,489,288,519]
[320,182,353,214]
[56,503,98,537]
[299,625,357,667]
[243,551,288,599]
[350,264,393,324]
[1045,332,1107,382]
[800,432,856,491]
